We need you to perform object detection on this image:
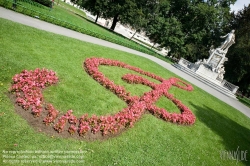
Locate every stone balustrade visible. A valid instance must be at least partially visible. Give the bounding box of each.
[221,80,239,94]
[178,58,191,68]
[177,58,239,95]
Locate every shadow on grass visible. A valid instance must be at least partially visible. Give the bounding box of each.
[190,102,250,165]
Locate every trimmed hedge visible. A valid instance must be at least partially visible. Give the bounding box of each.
[32,0,51,7]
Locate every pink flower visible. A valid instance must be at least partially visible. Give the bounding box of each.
[10,58,196,137]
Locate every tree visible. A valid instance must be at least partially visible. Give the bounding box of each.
[128,9,145,40]
[103,0,138,31]
[145,0,183,53]
[128,0,152,40]
[143,0,237,60]
[80,0,237,61]
[224,5,250,94]
[81,0,108,23]
[81,0,140,30]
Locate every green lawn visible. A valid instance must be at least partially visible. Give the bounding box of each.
[0,0,172,63]
[0,18,250,166]
[56,1,87,18]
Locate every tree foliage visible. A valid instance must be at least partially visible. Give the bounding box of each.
[105,0,138,30]
[81,0,142,30]
[81,0,109,23]
[144,0,236,60]
[224,4,250,94]
[80,0,236,57]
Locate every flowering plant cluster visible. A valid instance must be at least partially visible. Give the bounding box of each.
[10,57,196,137]
[83,58,195,132]
[54,110,77,134]
[10,68,58,117]
[43,104,59,125]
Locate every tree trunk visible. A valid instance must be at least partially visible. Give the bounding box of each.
[151,43,156,49]
[95,12,100,23]
[130,30,137,40]
[110,14,119,31]
[12,0,17,9]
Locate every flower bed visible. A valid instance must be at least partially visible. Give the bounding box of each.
[10,57,196,137]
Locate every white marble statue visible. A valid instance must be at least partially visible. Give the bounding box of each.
[209,45,215,55]
[219,30,235,53]
[195,59,202,65]
[217,65,225,80]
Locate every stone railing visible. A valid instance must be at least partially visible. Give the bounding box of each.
[221,80,239,94]
[178,58,191,68]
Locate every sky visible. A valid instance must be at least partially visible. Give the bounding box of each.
[230,0,250,12]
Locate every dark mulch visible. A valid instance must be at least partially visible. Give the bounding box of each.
[8,93,128,141]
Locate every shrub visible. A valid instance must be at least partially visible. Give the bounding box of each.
[32,0,51,7]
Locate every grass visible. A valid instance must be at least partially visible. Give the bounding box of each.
[0,0,172,63]
[56,1,86,18]
[0,18,250,166]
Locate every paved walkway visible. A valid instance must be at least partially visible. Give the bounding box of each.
[1,7,250,118]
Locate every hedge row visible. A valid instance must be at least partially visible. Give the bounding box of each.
[32,0,51,8]
[18,0,48,9]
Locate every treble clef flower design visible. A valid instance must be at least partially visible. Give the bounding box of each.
[10,57,196,137]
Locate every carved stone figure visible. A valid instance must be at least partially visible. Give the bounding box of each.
[219,30,235,53]
[209,45,215,55]
[217,65,225,80]
[195,59,202,65]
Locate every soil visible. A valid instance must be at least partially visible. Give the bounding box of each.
[8,93,128,141]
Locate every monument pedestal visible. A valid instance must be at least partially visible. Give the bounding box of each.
[206,49,227,72]
[177,57,239,96]
[195,64,221,85]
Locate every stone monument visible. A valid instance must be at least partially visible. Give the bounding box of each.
[195,30,235,83]
[177,30,239,95]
